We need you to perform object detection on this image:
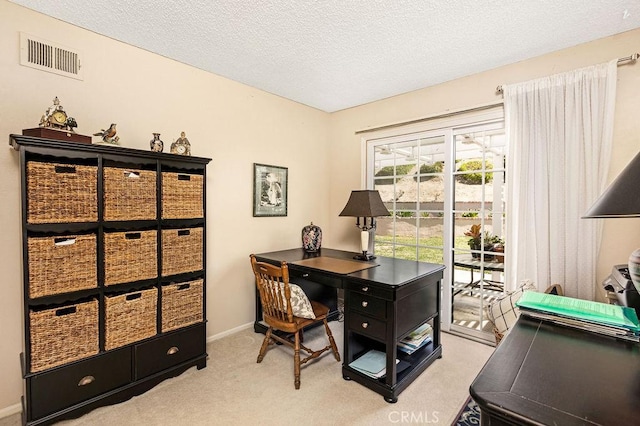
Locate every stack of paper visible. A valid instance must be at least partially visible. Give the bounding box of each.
[349,350,393,378]
[398,323,433,354]
[516,291,640,342]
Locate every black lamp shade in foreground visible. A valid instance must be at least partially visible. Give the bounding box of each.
[582,151,640,218]
[583,150,640,295]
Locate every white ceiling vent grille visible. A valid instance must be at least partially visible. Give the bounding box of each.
[20,32,83,80]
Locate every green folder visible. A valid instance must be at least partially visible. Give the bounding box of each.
[516,291,640,333]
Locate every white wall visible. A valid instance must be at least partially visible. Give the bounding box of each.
[0,0,330,411]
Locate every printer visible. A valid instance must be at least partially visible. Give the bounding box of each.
[602,264,640,315]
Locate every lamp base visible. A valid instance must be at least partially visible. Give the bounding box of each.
[354,252,376,261]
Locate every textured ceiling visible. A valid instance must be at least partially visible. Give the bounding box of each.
[9,0,640,112]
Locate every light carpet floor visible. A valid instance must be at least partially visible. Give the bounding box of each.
[2,322,494,426]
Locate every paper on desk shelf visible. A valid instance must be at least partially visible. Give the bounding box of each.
[516,291,640,333]
[349,349,401,378]
[349,349,387,375]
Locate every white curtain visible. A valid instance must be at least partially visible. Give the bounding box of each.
[503,60,617,299]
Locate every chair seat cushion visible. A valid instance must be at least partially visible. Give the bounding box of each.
[282,282,316,319]
[292,300,330,327]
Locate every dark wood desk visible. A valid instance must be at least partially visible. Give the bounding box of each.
[254,248,445,402]
[470,316,640,425]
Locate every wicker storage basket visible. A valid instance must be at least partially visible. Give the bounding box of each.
[162,227,203,276]
[29,299,99,373]
[161,172,204,219]
[104,230,157,285]
[103,167,157,221]
[105,288,157,350]
[27,161,98,223]
[28,234,97,298]
[161,279,204,332]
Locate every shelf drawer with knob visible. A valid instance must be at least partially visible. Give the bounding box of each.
[288,268,342,288]
[348,311,386,342]
[27,348,132,421]
[349,291,386,319]
[134,323,206,380]
[347,282,393,300]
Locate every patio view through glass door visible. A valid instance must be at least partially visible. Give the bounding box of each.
[367,119,506,342]
[451,125,506,342]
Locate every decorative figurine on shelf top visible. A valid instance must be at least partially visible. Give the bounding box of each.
[39,96,78,132]
[170,131,191,155]
[150,133,163,152]
[93,123,120,145]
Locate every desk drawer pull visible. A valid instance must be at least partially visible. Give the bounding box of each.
[167,346,179,355]
[361,301,368,308]
[361,322,369,329]
[78,375,95,386]
[302,273,309,278]
[361,286,369,292]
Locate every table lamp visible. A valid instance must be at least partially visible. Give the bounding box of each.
[583,151,640,293]
[339,190,390,260]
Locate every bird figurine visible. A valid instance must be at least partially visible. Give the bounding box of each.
[94,123,119,144]
[65,117,78,132]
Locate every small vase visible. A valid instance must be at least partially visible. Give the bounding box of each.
[150,133,163,152]
[302,222,322,252]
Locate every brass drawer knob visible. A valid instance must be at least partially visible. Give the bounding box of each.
[361,301,368,308]
[361,322,369,329]
[78,375,95,386]
[167,346,179,355]
[362,286,369,292]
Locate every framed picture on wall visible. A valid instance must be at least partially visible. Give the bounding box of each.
[253,163,288,217]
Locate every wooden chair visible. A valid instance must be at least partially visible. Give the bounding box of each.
[250,254,340,389]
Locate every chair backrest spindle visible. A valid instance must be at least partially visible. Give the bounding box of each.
[251,256,294,323]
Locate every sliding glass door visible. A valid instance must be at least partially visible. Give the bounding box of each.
[365,113,506,342]
[450,123,506,342]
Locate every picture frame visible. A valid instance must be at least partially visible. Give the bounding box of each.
[253,163,288,217]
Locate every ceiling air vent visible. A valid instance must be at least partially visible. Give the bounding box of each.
[20,32,83,80]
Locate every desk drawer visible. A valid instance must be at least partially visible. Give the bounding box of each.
[348,312,386,341]
[349,291,386,319]
[28,348,131,421]
[135,324,205,380]
[346,281,393,300]
[289,268,342,288]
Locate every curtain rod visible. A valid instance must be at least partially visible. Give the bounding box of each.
[495,52,639,93]
[354,101,503,135]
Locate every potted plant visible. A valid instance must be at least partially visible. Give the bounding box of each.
[464,224,484,259]
[465,224,502,261]
[492,237,505,262]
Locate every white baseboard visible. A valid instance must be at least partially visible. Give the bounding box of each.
[0,402,21,419]
[206,321,253,344]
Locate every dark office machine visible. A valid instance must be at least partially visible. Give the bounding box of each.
[602,264,640,315]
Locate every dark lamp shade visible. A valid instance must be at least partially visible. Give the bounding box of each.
[339,190,390,217]
[583,151,640,218]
